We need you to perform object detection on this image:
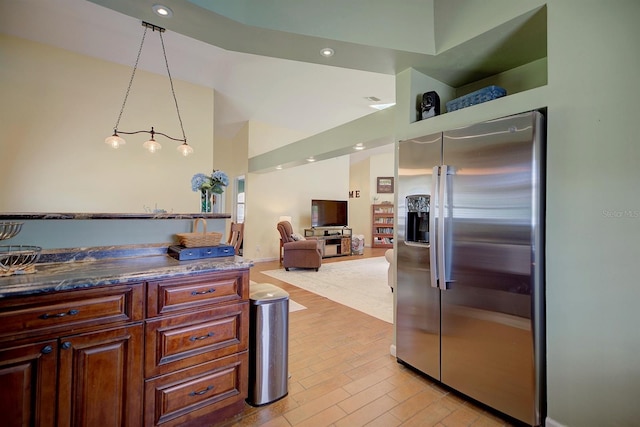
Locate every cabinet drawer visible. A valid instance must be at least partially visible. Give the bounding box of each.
[147,270,249,317]
[0,284,144,342]
[144,351,247,427]
[145,302,248,377]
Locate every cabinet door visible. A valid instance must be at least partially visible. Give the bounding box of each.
[57,324,144,427]
[0,339,58,427]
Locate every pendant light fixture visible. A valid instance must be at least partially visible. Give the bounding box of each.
[105,21,194,156]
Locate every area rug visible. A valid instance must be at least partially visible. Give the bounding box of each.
[250,280,307,312]
[262,257,392,323]
[288,300,307,312]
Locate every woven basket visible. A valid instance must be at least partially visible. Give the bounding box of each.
[176,218,222,248]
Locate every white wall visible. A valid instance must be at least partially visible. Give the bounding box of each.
[393,2,640,425]
[369,153,395,206]
[5,2,640,424]
[433,0,546,53]
[244,156,350,261]
[348,157,372,240]
[347,151,395,247]
[247,120,309,158]
[0,34,214,213]
[349,151,394,242]
[204,0,436,55]
[543,1,640,425]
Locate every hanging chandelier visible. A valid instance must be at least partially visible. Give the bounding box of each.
[105,21,194,156]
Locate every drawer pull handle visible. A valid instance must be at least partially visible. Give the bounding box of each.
[40,309,79,320]
[191,288,215,296]
[189,385,214,396]
[189,332,215,342]
[41,345,53,354]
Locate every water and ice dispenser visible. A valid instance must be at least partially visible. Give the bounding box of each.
[406,195,430,243]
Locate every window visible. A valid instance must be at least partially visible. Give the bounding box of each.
[235,176,245,223]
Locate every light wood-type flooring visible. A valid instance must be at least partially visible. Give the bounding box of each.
[219,248,516,427]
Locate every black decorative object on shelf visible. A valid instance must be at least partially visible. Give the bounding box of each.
[417,91,440,121]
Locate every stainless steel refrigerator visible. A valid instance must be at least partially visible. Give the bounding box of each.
[396,111,545,426]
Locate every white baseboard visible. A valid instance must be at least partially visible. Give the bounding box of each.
[545,417,567,427]
[389,344,396,357]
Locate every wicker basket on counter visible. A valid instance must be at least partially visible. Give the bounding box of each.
[176,218,222,248]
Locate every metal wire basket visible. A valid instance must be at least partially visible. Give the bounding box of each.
[0,245,42,275]
[0,222,23,240]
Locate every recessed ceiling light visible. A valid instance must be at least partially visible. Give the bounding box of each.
[320,48,334,58]
[152,4,173,17]
[306,156,316,162]
[353,143,365,151]
[276,165,283,170]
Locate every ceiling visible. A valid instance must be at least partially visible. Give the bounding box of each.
[0,0,546,147]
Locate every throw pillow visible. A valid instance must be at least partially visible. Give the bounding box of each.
[291,232,305,241]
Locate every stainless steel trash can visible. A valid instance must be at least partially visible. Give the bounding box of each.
[247,283,289,406]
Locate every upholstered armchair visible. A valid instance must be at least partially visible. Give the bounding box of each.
[277,221,322,271]
[385,248,395,292]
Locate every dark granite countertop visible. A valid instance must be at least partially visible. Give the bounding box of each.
[0,245,252,299]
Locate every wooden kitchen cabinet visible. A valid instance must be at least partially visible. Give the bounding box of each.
[144,270,249,427]
[0,283,145,427]
[0,339,58,427]
[57,324,144,427]
[0,266,250,427]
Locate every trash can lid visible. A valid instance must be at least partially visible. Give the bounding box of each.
[250,283,289,303]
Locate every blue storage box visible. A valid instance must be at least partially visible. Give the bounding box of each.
[168,244,235,260]
[446,85,507,112]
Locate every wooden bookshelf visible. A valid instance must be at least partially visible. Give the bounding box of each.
[372,204,394,248]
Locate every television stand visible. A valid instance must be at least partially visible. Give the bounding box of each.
[305,227,352,258]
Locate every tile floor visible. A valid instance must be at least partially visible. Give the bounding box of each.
[219,249,516,427]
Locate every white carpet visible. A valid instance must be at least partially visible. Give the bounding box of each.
[288,300,307,312]
[249,280,307,312]
[262,257,393,323]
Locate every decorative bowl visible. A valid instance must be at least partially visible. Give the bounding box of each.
[0,245,42,274]
[0,222,24,241]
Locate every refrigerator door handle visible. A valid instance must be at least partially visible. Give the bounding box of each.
[438,165,449,290]
[429,166,440,288]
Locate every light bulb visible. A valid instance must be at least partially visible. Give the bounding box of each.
[143,138,162,153]
[105,134,126,149]
[177,143,194,156]
[152,4,173,17]
[320,48,334,57]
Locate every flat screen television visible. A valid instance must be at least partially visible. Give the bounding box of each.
[311,199,348,227]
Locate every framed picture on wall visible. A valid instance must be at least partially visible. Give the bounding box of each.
[377,177,394,193]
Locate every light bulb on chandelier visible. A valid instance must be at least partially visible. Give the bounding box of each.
[105,133,126,149]
[104,21,193,156]
[142,137,161,154]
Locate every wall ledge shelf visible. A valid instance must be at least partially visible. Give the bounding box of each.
[399,85,548,142]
